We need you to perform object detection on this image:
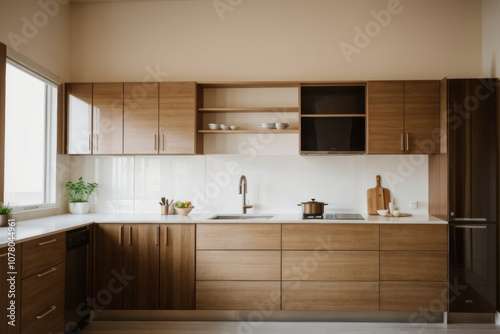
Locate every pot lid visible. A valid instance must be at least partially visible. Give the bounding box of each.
[299,198,326,204]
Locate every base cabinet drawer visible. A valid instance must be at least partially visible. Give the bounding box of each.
[380,282,448,311]
[22,263,65,327]
[282,281,379,311]
[22,297,64,334]
[380,251,447,281]
[196,224,281,250]
[196,281,281,310]
[380,224,447,251]
[22,232,65,278]
[197,251,281,281]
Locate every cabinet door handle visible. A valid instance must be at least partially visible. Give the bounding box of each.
[154,134,157,151]
[401,134,404,151]
[118,226,122,245]
[162,134,165,152]
[0,253,7,258]
[129,226,132,245]
[165,226,168,245]
[38,239,56,246]
[37,267,57,278]
[454,218,487,222]
[155,225,159,246]
[455,225,487,229]
[36,305,56,320]
[406,133,409,151]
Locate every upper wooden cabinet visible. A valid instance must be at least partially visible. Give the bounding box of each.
[124,83,159,154]
[66,83,93,154]
[368,80,440,154]
[159,82,201,154]
[92,83,124,154]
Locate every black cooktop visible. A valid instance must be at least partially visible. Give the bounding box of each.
[302,213,365,220]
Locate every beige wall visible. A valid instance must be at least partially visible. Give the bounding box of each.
[70,0,483,82]
[0,0,71,81]
[482,0,500,77]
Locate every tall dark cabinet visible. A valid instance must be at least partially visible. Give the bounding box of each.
[430,78,499,314]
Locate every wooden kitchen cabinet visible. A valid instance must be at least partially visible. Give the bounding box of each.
[380,224,447,251]
[197,223,281,250]
[159,224,195,310]
[0,246,21,334]
[159,82,201,154]
[122,224,160,310]
[93,224,123,310]
[22,232,65,279]
[367,80,440,154]
[124,82,159,154]
[380,282,448,312]
[66,83,93,154]
[92,83,124,154]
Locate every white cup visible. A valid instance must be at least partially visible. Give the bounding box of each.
[393,210,401,217]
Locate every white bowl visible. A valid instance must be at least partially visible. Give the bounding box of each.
[377,209,389,216]
[230,125,239,130]
[220,124,231,130]
[392,210,401,217]
[208,123,220,130]
[275,122,289,129]
[260,123,276,129]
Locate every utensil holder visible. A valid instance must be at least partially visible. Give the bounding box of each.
[161,205,168,215]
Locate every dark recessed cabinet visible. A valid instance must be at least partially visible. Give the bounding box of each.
[300,85,366,154]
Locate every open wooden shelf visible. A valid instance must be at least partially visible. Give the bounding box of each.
[300,114,366,118]
[199,129,299,134]
[199,107,299,113]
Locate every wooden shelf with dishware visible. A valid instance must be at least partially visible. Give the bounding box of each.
[198,129,299,134]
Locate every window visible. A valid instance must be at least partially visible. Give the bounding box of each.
[4,62,57,209]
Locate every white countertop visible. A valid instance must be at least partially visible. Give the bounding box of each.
[0,212,446,247]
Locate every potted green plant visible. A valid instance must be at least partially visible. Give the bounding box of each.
[65,177,98,214]
[0,202,14,227]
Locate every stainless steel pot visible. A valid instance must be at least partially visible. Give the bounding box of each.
[297,199,328,214]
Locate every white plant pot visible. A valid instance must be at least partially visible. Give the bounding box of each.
[69,202,90,214]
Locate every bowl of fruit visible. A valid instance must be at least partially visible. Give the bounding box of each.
[174,201,194,216]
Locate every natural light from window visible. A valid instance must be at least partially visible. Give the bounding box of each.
[4,62,57,208]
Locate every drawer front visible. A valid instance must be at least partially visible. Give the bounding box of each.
[196,281,281,310]
[22,263,65,326]
[22,232,65,278]
[380,251,447,281]
[380,281,448,311]
[196,224,281,250]
[380,224,447,251]
[282,251,379,281]
[282,281,379,311]
[22,297,64,334]
[197,251,281,281]
[282,224,379,250]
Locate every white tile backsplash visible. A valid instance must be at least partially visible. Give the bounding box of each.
[72,155,429,215]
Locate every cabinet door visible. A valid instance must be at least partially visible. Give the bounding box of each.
[159,82,198,154]
[123,224,160,310]
[367,81,404,154]
[404,80,440,154]
[94,224,123,310]
[124,83,159,154]
[0,246,21,334]
[93,83,123,154]
[159,224,195,310]
[66,83,92,154]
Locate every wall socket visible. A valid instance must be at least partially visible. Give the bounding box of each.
[409,201,418,209]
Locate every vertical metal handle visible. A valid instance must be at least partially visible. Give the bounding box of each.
[406,133,409,151]
[129,226,132,245]
[118,225,122,245]
[89,134,91,151]
[154,134,157,151]
[155,225,159,246]
[401,134,404,151]
[162,134,165,151]
[164,226,168,245]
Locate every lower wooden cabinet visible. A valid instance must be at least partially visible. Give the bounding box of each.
[159,224,195,310]
[380,282,448,312]
[380,251,447,281]
[21,297,65,334]
[282,282,379,311]
[0,246,21,334]
[123,224,160,310]
[196,281,281,310]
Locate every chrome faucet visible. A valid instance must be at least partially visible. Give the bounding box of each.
[238,175,253,214]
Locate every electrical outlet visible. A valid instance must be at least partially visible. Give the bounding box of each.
[409,201,418,209]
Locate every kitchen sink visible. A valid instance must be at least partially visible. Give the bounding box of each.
[209,215,274,220]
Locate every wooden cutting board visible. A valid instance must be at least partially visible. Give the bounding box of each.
[367,175,391,215]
